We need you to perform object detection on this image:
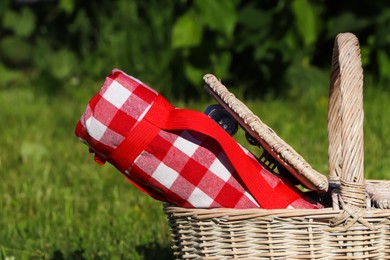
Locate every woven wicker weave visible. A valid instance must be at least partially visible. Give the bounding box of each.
[165,33,390,259]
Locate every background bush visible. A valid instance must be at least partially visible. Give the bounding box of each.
[1,0,390,100]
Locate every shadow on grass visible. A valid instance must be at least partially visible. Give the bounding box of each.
[51,248,85,260]
[136,242,173,260]
[49,243,172,259]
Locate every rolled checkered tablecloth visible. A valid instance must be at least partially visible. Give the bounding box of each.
[75,69,323,209]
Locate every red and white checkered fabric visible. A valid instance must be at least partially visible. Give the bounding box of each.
[75,69,323,209]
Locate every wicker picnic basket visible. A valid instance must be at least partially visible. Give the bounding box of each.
[164,33,390,259]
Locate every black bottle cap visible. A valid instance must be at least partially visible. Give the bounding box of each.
[204,104,238,136]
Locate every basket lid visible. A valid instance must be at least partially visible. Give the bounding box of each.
[203,74,328,192]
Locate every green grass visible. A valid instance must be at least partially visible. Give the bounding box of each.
[0,86,172,259]
[2,78,390,259]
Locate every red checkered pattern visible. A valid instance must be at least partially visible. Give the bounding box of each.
[75,69,323,209]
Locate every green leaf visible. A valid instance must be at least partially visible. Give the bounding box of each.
[327,12,370,40]
[195,0,238,37]
[292,0,318,47]
[238,5,271,30]
[171,12,202,48]
[211,52,232,79]
[360,46,371,66]
[59,0,75,14]
[184,62,204,87]
[3,8,36,37]
[0,36,33,64]
[0,0,11,16]
[377,50,390,79]
[48,49,78,80]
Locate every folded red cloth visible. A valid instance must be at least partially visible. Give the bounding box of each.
[75,69,323,209]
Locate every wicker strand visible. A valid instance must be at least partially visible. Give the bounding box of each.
[328,33,365,207]
[366,181,390,209]
[328,41,342,182]
[330,203,375,230]
[339,179,366,207]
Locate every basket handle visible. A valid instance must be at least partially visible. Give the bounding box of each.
[328,33,366,209]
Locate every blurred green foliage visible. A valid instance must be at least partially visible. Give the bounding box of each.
[1,0,390,99]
